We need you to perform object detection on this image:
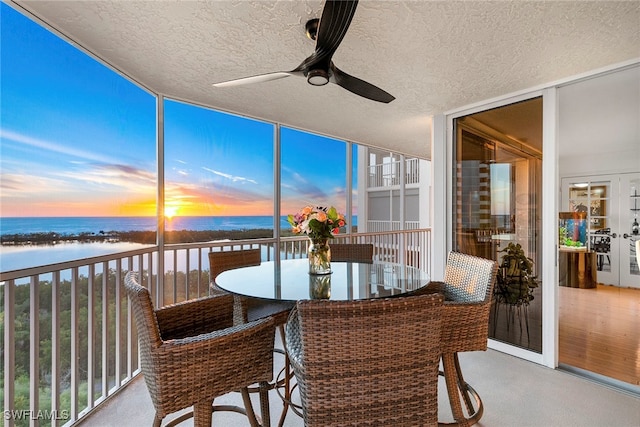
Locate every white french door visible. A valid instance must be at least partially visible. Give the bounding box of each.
[620,173,640,288]
[561,173,640,288]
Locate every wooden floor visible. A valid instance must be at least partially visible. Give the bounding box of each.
[559,283,640,386]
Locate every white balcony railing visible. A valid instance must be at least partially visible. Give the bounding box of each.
[367,220,420,233]
[1,229,430,426]
[368,158,420,188]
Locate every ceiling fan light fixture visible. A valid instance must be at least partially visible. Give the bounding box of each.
[307,69,329,86]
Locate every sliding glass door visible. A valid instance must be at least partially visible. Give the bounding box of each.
[452,98,543,352]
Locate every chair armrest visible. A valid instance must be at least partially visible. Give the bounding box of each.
[155,293,235,340]
[149,318,275,407]
[442,299,490,323]
[154,317,276,397]
[163,316,274,351]
[440,300,492,352]
[423,281,445,294]
[406,281,444,296]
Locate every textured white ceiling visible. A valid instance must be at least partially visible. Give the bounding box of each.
[10,0,640,158]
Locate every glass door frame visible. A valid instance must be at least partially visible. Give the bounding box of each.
[620,173,640,288]
[441,88,557,368]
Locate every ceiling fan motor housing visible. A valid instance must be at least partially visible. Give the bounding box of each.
[307,68,329,86]
[305,18,319,40]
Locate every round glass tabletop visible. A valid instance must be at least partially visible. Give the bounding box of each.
[215,258,430,301]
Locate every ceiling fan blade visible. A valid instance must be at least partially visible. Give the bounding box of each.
[332,64,395,103]
[297,0,358,72]
[315,0,358,60]
[212,72,293,88]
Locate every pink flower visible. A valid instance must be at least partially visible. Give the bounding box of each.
[287,205,347,240]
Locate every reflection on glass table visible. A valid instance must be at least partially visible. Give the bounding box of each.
[214,258,431,302]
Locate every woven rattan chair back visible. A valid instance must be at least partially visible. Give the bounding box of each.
[208,248,293,325]
[125,273,166,406]
[443,251,497,304]
[329,243,374,263]
[209,248,262,324]
[209,248,261,278]
[285,294,444,427]
[125,271,275,427]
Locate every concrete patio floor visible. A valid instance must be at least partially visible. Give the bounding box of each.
[79,332,640,427]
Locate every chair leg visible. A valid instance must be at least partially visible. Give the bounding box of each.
[453,354,476,415]
[440,352,483,427]
[259,381,271,427]
[240,383,271,427]
[193,401,213,427]
[241,387,260,427]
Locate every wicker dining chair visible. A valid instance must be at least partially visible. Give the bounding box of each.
[329,243,374,263]
[413,251,498,427]
[209,248,262,279]
[124,271,275,427]
[208,248,294,325]
[285,293,444,427]
[208,248,295,427]
[209,249,261,325]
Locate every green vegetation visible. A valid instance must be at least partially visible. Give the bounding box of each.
[1,229,277,245]
[0,268,210,426]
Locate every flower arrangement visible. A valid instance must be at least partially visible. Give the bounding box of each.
[287,205,347,241]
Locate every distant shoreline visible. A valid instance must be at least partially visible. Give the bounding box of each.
[1,229,289,246]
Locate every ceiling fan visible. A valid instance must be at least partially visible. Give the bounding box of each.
[212,0,395,103]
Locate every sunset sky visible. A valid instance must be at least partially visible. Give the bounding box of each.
[1,3,349,219]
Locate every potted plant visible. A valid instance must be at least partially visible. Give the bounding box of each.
[495,242,539,305]
[492,242,540,343]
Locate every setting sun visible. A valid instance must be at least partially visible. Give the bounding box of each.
[164,205,179,219]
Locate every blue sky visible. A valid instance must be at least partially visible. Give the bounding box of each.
[1,3,351,218]
[1,3,157,216]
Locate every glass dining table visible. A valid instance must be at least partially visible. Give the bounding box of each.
[214,257,431,302]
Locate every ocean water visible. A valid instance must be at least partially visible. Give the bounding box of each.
[0,241,152,273]
[0,215,356,273]
[0,215,283,235]
[0,216,275,272]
